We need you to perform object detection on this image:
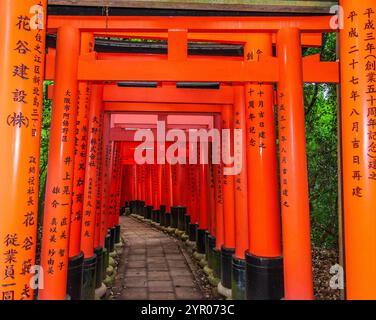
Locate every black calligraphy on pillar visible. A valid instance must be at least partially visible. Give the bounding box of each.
[278,92,289,207]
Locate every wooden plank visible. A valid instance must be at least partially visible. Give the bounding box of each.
[48,0,338,14]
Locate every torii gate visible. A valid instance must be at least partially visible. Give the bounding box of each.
[0,0,375,301]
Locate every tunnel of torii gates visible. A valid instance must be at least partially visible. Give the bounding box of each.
[0,0,375,301]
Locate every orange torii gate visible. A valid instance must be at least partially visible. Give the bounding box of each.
[1,0,376,301]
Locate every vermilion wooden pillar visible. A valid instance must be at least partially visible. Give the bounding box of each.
[39,26,80,300]
[207,145,217,271]
[232,85,249,300]
[177,163,188,231]
[108,142,119,248]
[69,82,90,258]
[197,157,209,254]
[170,163,179,229]
[99,113,111,251]
[163,162,173,226]
[213,116,224,281]
[0,0,46,300]
[277,27,313,300]
[80,84,103,299]
[93,98,105,292]
[186,164,199,240]
[67,32,93,301]
[113,142,123,243]
[130,164,136,203]
[208,157,216,239]
[340,0,376,300]
[244,34,283,300]
[220,104,236,292]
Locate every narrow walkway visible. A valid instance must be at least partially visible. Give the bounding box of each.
[114,216,204,300]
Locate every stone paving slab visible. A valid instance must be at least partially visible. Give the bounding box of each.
[114,216,204,300]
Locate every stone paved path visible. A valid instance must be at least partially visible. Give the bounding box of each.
[114,216,204,300]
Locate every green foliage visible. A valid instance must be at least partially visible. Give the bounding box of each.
[304,33,339,248]
[38,80,53,224]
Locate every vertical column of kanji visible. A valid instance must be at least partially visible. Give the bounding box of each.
[108,142,118,250]
[100,113,111,258]
[232,85,249,300]
[244,34,283,300]
[80,84,103,300]
[208,149,215,235]
[213,115,224,282]
[67,32,93,301]
[277,28,313,300]
[206,146,217,271]
[220,105,236,294]
[107,142,115,230]
[93,92,105,293]
[0,0,46,301]
[114,143,123,244]
[38,26,80,300]
[187,163,199,242]
[340,0,376,300]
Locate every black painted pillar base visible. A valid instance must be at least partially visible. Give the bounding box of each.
[232,257,246,300]
[139,201,145,216]
[104,234,111,268]
[160,205,166,226]
[152,210,160,223]
[102,247,108,280]
[135,200,139,215]
[120,207,126,216]
[67,252,84,300]
[196,229,206,254]
[170,206,179,229]
[184,215,191,233]
[134,200,139,214]
[165,213,171,227]
[221,246,234,290]
[146,205,153,220]
[114,224,121,244]
[142,205,147,219]
[94,247,104,289]
[129,200,135,214]
[245,251,284,300]
[189,223,198,242]
[204,231,210,260]
[109,227,115,252]
[82,254,97,300]
[177,206,186,231]
[207,235,216,269]
[212,248,221,279]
